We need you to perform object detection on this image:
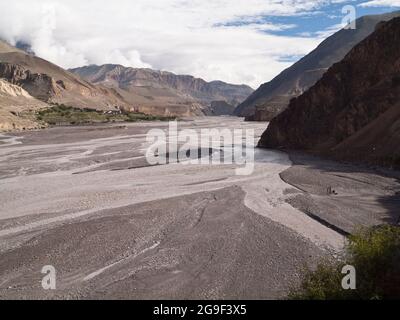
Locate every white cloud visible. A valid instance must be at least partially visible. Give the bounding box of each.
[359,0,400,7]
[0,0,353,88]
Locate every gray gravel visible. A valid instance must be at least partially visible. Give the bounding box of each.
[2,118,393,299]
[281,152,400,234]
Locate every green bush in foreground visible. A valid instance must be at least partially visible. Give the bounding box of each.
[290,225,400,300]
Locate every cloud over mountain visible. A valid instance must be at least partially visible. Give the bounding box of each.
[0,0,397,87]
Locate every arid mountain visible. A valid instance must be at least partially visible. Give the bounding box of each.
[259,17,400,168]
[0,40,252,118]
[0,40,24,54]
[235,11,400,120]
[69,64,253,116]
[207,101,236,116]
[0,78,48,131]
[0,40,126,111]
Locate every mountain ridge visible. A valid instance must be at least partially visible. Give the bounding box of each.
[0,40,252,118]
[235,10,400,120]
[259,17,400,168]
[0,40,128,110]
[69,64,254,115]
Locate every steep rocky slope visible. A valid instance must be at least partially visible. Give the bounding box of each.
[235,11,400,120]
[207,101,236,116]
[0,41,126,110]
[70,64,253,115]
[0,78,48,131]
[259,17,400,167]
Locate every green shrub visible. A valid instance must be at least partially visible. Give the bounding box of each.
[36,105,176,125]
[290,225,400,300]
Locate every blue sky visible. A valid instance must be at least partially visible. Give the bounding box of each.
[255,1,400,63]
[0,0,399,87]
[265,1,400,38]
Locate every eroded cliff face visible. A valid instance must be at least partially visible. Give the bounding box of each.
[235,11,400,121]
[0,78,48,132]
[0,63,61,101]
[259,17,400,167]
[0,41,129,110]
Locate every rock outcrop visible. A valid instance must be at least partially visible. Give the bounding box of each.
[0,40,128,110]
[0,78,48,131]
[0,77,34,99]
[235,11,400,121]
[0,63,61,101]
[207,101,236,116]
[259,17,400,168]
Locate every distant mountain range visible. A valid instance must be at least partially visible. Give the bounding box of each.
[235,10,400,121]
[69,64,253,116]
[259,17,400,168]
[0,40,253,122]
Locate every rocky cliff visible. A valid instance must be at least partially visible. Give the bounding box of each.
[0,40,129,110]
[235,11,400,121]
[0,78,48,131]
[259,17,400,167]
[207,101,236,116]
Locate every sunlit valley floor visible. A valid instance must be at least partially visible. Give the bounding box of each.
[0,117,398,299]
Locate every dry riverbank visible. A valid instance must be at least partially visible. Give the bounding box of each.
[1,118,396,299]
[281,152,400,235]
